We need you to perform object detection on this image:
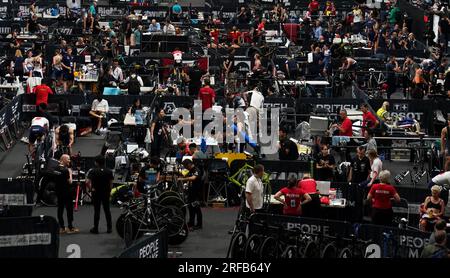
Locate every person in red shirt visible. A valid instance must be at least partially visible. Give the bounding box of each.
[32,79,54,107]
[367,170,401,226]
[308,0,319,16]
[229,26,241,45]
[331,109,353,137]
[198,79,216,111]
[209,28,220,48]
[360,103,379,134]
[257,18,267,35]
[297,174,321,218]
[274,177,312,216]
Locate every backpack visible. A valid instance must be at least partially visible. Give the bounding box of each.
[128,75,141,95]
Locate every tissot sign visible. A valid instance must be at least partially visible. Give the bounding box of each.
[390,103,424,121]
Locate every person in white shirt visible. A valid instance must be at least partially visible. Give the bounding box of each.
[360,149,382,188]
[109,59,124,86]
[90,94,109,135]
[28,116,50,154]
[245,87,264,143]
[163,20,176,35]
[431,170,450,188]
[245,164,265,213]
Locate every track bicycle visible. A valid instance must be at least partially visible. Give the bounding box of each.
[117,183,189,247]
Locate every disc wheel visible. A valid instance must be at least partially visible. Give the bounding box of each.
[39,177,57,207]
[229,232,247,259]
[281,245,298,259]
[168,223,189,245]
[321,242,338,258]
[303,241,320,258]
[244,234,262,259]
[259,237,277,259]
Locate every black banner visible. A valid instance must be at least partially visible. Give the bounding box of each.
[0,216,59,258]
[118,229,168,258]
[249,213,354,237]
[0,178,34,217]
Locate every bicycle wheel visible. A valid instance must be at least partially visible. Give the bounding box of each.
[338,247,353,258]
[158,196,187,216]
[124,216,136,248]
[281,245,298,259]
[303,241,320,258]
[39,177,58,207]
[156,205,185,238]
[244,234,262,259]
[168,223,189,245]
[321,242,338,258]
[158,190,182,201]
[229,232,247,259]
[116,214,126,239]
[259,236,277,259]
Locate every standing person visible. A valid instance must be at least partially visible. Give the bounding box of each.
[385,56,401,99]
[55,154,79,234]
[315,144,336,181]
[348,146,370,221]
[198,79,216,111]
[32,79,54,107]
[62,47,75,92]
[363,129,377,153]
[245,164,265,214]
[274,177,312,216]
[360,149,382,188]
[150,108,167,157]
[348,146,371,184]
[178,159,203,230]
[440,117,450,169]
[360,103,379,133]
[278,126,299,160]
[87,155,114,234]
[366,170,401,226]
[12,49,24,81]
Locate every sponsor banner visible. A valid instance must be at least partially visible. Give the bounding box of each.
[0,216,59,258]
[118,229,168,258]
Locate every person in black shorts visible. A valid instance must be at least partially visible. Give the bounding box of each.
[87,155,114,234]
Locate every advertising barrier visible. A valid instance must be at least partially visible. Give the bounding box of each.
[0,178,34,217]
[0,216,59,258]
[118,229,168,258]
[249,213,354,237]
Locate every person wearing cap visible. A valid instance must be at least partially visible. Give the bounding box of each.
[419,185,446,232]
[178,159,203,230]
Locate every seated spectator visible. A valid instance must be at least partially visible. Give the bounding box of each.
[163,20,176,35]
[421,230,449,258]
[331,109,353,137]
[376,101,391,123]
[366,170,401,226]
[274,176,312,216]
[419,185,446,232]
[89,94,109,135]
[316,145,335,181]
[148,19,161,32]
